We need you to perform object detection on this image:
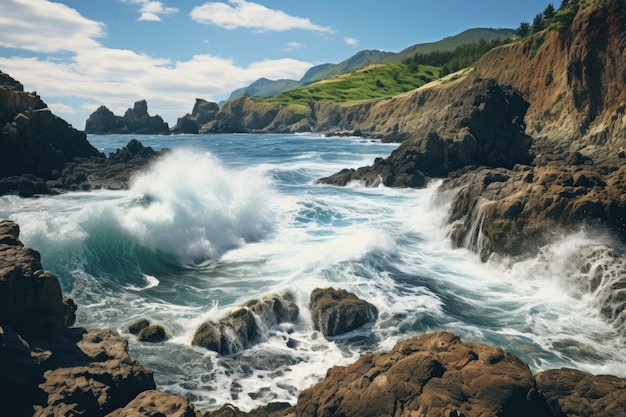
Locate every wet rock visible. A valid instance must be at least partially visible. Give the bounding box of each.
[127,318,151,335]
[309,287,378,337]
[137,324,170,343]
[296,330,552,417]
[536,368,626,417]
[192,293,298,355]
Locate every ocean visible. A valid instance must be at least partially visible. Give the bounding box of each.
[1,133,625,411]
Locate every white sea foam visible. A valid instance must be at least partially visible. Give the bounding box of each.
[116,148,277,265]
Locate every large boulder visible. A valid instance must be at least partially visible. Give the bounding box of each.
[192,292,298,355]
[105,390,209,417]
[309,287,378,337]
[296,330,552,417]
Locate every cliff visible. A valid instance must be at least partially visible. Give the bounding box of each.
[85,100,170,135]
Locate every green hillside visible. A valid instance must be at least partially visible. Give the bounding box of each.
[265,61,440,105]
[300,50,396,84]
[225,77,301,101]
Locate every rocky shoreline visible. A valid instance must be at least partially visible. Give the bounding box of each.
[2,219,626,417]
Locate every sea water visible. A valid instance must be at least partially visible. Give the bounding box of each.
[1,133,625,410]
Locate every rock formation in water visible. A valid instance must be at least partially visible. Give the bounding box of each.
[309,287,378,337]
[171,98,220,134]
[85,99,170,135]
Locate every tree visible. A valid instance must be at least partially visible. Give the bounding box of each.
[543,4,556,20]
[533,13,546,33]
[517,21,531,37]
[559,0,570,10]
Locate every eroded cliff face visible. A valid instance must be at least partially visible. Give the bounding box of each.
[470,0,626,152]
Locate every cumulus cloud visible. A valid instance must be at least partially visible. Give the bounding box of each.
[190,0,332,33]
[0,0,105,53]
[122,0,179,22]
[344,37,359,47]
[0,0,312,128]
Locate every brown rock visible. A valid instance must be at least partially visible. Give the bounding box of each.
[536,368,626,417]
[309,287,378,337]
[128,318,151,335]
[296,330,551,417]
[137,324,170,343]
[105,389,209,417]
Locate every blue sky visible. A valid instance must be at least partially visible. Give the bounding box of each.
[0,0,551,129]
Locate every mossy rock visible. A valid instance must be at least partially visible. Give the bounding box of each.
[137,324,170,343]
[127,318,150,335]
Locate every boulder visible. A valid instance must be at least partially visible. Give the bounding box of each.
[192,292,298,355]
[137,324,170,343]
[309,287,378,337]
[296,330,552,417]
[127,318,151,335]
[536,368,626,417]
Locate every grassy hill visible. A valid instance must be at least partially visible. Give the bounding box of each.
[224,27,515,104]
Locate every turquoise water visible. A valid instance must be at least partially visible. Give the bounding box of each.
[1,133,624,410]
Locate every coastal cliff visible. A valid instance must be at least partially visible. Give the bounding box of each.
[85,100,170,135]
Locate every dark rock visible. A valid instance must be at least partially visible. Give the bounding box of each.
[318,79,531,187]
[309,287,378,337]
[85,100,169,135]
[172,99,219,134]
[127,318,150,335]
[296,330,552,417]
[137,324,170,343]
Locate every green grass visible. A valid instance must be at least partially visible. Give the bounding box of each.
[265,62,440,106]
[529,34,546,59]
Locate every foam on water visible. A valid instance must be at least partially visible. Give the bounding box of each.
[2,134,626,411]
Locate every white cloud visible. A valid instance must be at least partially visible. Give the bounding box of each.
[0,0,105,53]
[190,0,332,33]
[283,42,306,52]
[344,37,359,47]
[122,0,179,22]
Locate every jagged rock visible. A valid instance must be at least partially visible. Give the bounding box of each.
[85,100,169,135]
[0,220,76,338]
[296,330,552,417]
[105,389,209,417]
[318,79,531,187]
[209,402,294,417]
[536,368,626,417]
[172,99,219,134]
[192,293,298,355]
[309,287,378,337]
[0,70,101,189]
[137,324,170,343]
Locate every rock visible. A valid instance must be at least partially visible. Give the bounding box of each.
[0,70,101,185]
[296,330,551,417]
[172,99,219,134]
[85,100,170,135]
[309,287,378,337]
[33,328,157,417]
[318,79,532,187]
[536,368,626,417]
[209,402,294,417]
[192,293,298,355]
[105,389,209,417]
[138,324,170,343]
[127,318,151,335]
[0,220,76,338]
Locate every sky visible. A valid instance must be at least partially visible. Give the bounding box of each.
[0,0,552,129]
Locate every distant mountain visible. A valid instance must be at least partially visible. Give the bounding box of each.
[224,28,515,104]
[225,77,301,102]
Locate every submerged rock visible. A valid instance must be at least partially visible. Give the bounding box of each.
[127,318,151,335]
[137,324,170,343]
[309,287,378,337]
